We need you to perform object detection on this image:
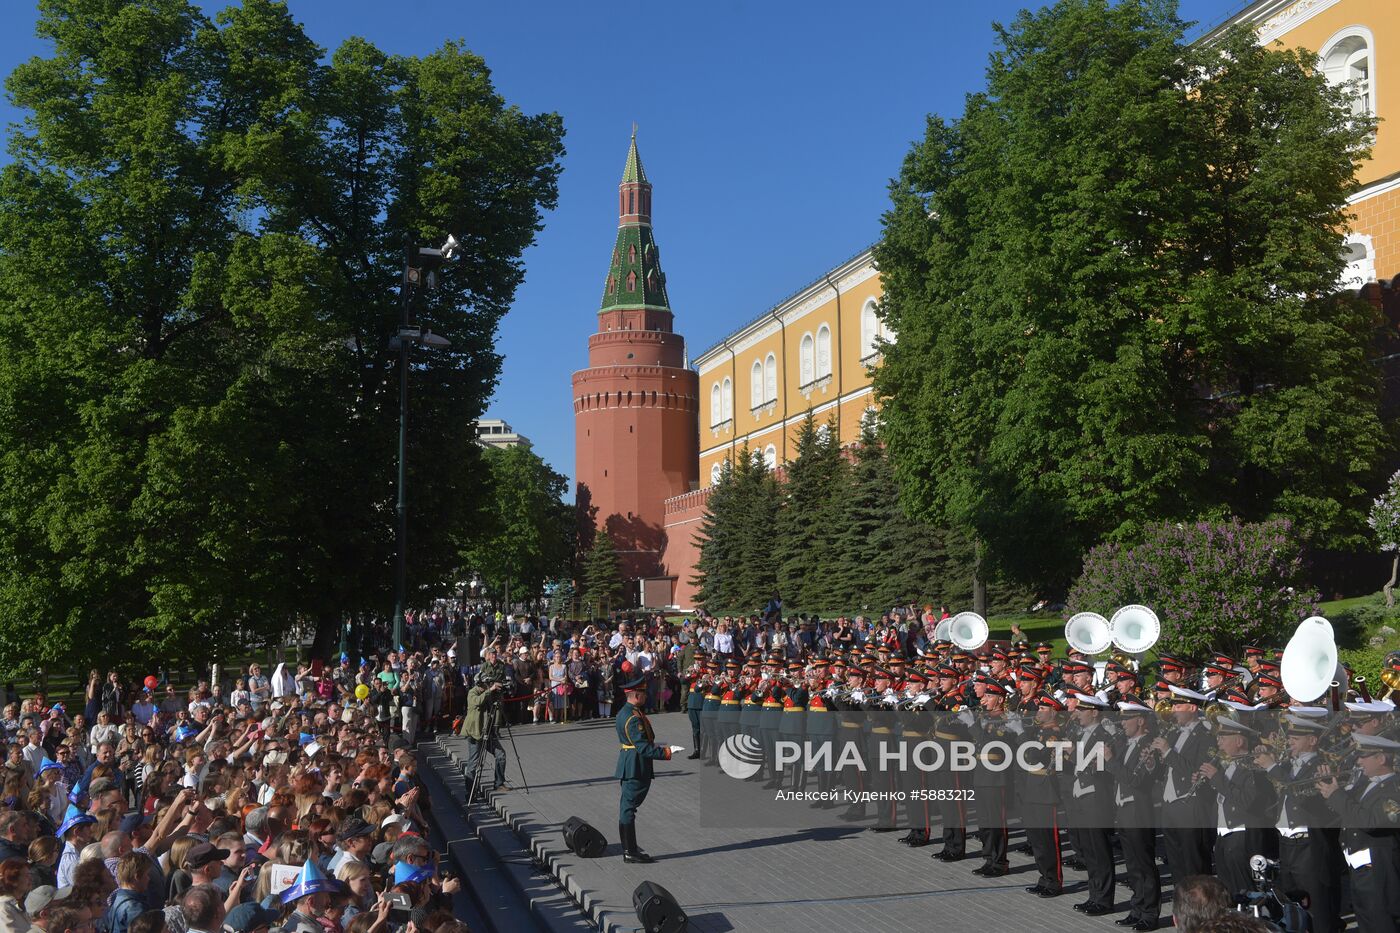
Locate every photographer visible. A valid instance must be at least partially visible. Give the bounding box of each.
[459,666,509,800]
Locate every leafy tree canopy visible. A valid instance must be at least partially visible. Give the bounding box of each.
[0,0,564,675]
[874,0,1385,594]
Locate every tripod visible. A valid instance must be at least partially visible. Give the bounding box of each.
[465,688,530,809]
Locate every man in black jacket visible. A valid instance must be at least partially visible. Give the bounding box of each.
[1317,731,1400,932]
[1110,700,1162,931]
[1199,716,1277,901]
[1260,714,1342,933]
[0,810,34,863]
[1155,686,1216,882]
[1065,693,1117,916]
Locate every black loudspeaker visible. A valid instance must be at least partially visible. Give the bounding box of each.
[562,816,607,858]
[632,880,688,933]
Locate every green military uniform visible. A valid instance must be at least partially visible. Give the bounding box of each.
[615,675,672,863]
[684,667,707,759]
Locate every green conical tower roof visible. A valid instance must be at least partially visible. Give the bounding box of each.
[622,128,648,184]
[600,131,668,313]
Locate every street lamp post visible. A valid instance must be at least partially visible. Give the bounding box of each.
[392,236,459,650]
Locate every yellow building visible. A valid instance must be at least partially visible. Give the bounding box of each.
[657,0,1397,609]
[691,249,883,485]
[1202,0,1399,284]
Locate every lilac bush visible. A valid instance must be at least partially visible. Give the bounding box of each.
[1067,518,1319,658]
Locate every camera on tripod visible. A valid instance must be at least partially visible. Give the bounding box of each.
[1233,855,1310,933]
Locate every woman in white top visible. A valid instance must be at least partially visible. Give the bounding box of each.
[88,710,119,755]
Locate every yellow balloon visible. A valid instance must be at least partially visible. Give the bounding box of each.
[354,684,370,700]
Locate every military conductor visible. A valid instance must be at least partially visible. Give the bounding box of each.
[616,665,682,863]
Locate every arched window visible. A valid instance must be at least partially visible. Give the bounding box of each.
[816,325,832,379]
[626,271,636,291]
[751,360,764,409]
[816,423,831,444]
[710,383,721,426]
[710,463,723,485]
[799,333,815,385]
[628,190,635,214]
[1340,234,1376,290]
[763,445,778,471]
[860,299,880,358]
[763,353,777,403]
[721,377,733,422]
[1321,29,1374,119]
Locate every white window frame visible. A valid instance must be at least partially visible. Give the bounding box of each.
[710,462,723,485]
[710,382,722,427]
[763,353,778,404]
[1340,233,1376,290]
[815,324,832,379]
[860,299,880,359]
[799,333,815,386]
[750,359,764,410]
[1320,27,1376,121]
[721,377,733,422]
[763,445,778,471]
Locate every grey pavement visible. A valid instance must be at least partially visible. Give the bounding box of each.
[437,712,1175,933]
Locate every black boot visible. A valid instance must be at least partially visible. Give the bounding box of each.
[688,737,702,759]
[621,822,655,864]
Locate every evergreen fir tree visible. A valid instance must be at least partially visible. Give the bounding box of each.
[581,530,626,617]
[774,412,848,613]
[692,459,738,610]
[731,446,782,613]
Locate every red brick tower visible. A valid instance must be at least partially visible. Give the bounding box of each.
[573,132,699,602]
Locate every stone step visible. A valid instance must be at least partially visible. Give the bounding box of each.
[426,736,600,933]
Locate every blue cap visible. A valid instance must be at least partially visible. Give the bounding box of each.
[57,804,96,837]
[279,859,340,905]
[393,861,433,886]
[38,760,63,776]
[298,732,315,746]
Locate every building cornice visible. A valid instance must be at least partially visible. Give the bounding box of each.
[694,246,878,375]
[1348,170,1400,204]
[1196,0,1346,48]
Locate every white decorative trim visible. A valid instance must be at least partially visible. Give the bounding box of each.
[1196,0,1342,48]
[699,385,875,459]
[1348,173,1400,203]
[1257,0,1345,45]
[696,249,877,372]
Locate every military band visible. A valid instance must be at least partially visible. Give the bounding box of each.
[672,635,1400,931]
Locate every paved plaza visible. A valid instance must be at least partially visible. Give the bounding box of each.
[436,713,1172,933]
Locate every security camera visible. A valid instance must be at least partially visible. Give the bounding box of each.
[441,234,461,261]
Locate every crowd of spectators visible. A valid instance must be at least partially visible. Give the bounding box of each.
[448,603,962,723]
[0,646,465,933]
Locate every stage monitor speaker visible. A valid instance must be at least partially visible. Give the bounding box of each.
[633,880,687,933]
[562,816,606,859]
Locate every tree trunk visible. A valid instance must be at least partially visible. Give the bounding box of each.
[1385,552,1398,609]
[972,538,988,617]
[310,612,340,662]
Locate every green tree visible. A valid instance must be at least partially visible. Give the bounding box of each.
[581,530,626,617]
[0,0,564,674]
[874,0,1384,596]
[460,445,573,610]
[1368,469,1400,607]
[693,445,781,614]
[773,413,847,612]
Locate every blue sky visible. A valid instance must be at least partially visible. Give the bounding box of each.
[0,0,1241,491]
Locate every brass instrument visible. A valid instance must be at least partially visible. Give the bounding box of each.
[1355,675,1372,704]
[1376,653,1400,703]
[1153,699,1174,722]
